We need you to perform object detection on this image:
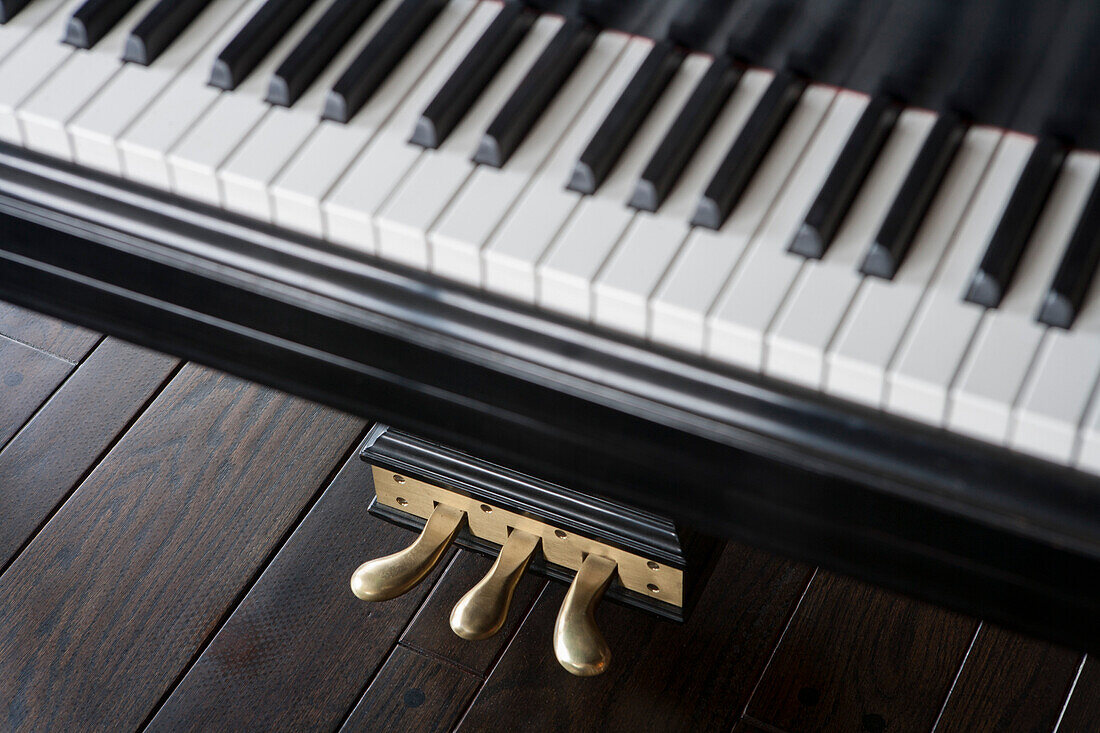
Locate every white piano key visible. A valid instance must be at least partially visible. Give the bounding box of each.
[0,0,68,65]
[17,0,161,158]
[825,127,1002,406]
[765,109,936,388]
[0,0,86,143]
[481,38,653,302]
[591,66,771,337]
[649,84,837,355]
[374,13,563,269]
[166,0,332,204]
[270,0,477,238]
[69,0,248,175]
[706,91,867,370]
[429,30,629,285]
[886,134,1035,424]
[218,0,404,220]
[537,52,706,321]
[117,0,272,188]
[949,151,1099,444]
[321,0,500,251]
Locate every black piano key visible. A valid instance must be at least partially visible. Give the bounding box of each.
[0,0,34,23]
[411,1,535,150]
[631,56,742,212]
[1037,175,1100,329]
[964,136,1066,309]
[475,18,595,169]
[861,111,969,280]
[266,0,385,108]
[692,69,806,230]
[789,93,901,260]
[323,0,446,124]
[122,0,215,66]
[209,0,317,92]
[566,40,682,195]
[63,0,141,49]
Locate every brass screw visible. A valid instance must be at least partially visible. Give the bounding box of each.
[554,530,568,540]
[393,475,406,484]
[480,504,492,513]
[647,584,660,594]
[396,497,409,506]
[647,561,660,571]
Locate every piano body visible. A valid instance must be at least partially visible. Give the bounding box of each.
[2,0,1100,676]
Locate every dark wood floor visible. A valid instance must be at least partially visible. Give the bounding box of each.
[0,300,1094,733]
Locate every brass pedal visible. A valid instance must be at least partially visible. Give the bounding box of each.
[355,426,722,677]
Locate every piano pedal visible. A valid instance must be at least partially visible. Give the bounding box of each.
[351,425,721,677]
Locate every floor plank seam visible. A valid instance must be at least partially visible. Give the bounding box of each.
[135,421,374,732]
[333,548,464,732]
[0,337,164,580]
[1053,654,1088,732]
[451,578,555,732]
[929,621,983,733]
[397,640,487,680]
[740,715,793,733]
[0,330,84,366]
[738,567,819,723]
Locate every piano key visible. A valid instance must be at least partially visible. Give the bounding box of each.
[706,91,867,370]
[964,136,1066,308]
[0,0,68,64]
[0,0,34,23]
[861,111,969,280]
[592,66,770,337]
[538,52,706,321]
[63,0,140,49]
[115,0,271,187]
[566,40,681,195]
[411,0,534,150]
[122,0,214,66]
[474,17,594,168]
[789,93,901,260]
[71,0,247,174]
[219,0,403,219]
[765,109,936,389]
[0,0,85,143]
[318,0,496,247]
[480,38,652,301]
[692,69,807,230]
[1038,176,1100,329]
[948,152,1098,444]
[209,0,316,91]
[885,135,1034,425]
[322,0,447,124]
[374,12,561,268]
[266,0,384,108]
[17,0,158,158]
[630,56,742,213]
[650,84,837,355]
[824,127,1002,406]
[166,0,331,203]
[430,30,628,284]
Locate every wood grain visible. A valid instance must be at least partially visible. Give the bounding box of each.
[1050,656,1098,731]
[342,645,481,733]
[402,549,546,677]
[0,338,178,570]
[0,365,363,732]
[0,301,99,363]
[746,572,978,733]
[934,625,1081,732]
[147,453,455,733]
[459,543,812,733]
[0,336,73,448]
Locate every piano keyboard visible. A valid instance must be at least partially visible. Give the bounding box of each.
[4,0,1100,475]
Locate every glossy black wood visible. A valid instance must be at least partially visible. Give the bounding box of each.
[1,143,1099,656]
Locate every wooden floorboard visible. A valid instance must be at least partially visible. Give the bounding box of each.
[932,625,1082,732]
[0,336,74,448]
[0,338,178,570]
[0,364,363,732]
[0,301,99,363]
[146,451,455,733]
[341,646,481,733]
[744,572,979,733]
[458,544,813,733]
[1054,657,1099,731]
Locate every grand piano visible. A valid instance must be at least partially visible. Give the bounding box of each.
[2,0,1099,676]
